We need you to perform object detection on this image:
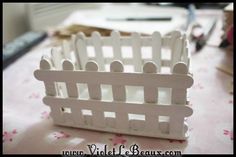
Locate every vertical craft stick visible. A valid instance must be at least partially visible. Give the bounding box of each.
[131,32,142,72]
[71,34,76,51]
[143,61,158,103]
[169,115,184,137]
[169,31,181,65]
[51,47,68,97]
[180,34,187,59]
[116,112,129,130]
[71,34,79,70]
[49,105,65,124]
[92,31,105,71]
[171,38,183,71]
[85,61,105,127]
[40,56,56,96]
[111,31,122,61]
[151,31,162,72]
[169,30,181,48]
[181,35,189,66]
[75,32,88,70]
[171,62,188,104]
[62,40,71,60]
[110,60,126,101]
[110,60,128,129]
[85,61,101,99]
[51,47,63,70]
[145,114,160,134]
[62,59,78,98]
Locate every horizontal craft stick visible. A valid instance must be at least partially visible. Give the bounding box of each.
[35,70,193,89]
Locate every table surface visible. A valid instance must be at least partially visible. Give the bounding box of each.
[3,5,233,154]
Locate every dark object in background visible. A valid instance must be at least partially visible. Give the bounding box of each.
[219,39,231,48]
[106,17,172,21]
[219,26,233,48]
[146,3,229,9]
[195,18,217,51]
[3,31,47,69]
[53,24,132,40]
[195,36,206,51]
[219,3,233,50]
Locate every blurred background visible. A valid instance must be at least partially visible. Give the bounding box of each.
[3,3,100,44]
[3,3,230,44]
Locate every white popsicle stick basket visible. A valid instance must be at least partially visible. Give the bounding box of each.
[34,30,194,140]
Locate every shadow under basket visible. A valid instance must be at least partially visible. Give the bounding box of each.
[34,30,194,140]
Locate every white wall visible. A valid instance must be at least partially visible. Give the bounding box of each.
[2,3,128,45]
[3,3,29,44]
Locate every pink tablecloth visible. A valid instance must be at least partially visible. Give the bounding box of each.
[3,14,233,155]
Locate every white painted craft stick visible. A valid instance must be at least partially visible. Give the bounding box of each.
[116,112,129,130]
[151,31,162,71]
[180,34,187,59]
[171,62,188,104]
[92,32,105,71]
[51,47,63,70]
[85,61,101,99]
[51,48,68,97]
[169,30,181,48]
[181,35,188,63]
[48,104,64,124]
[131,32,142,72]
[145,114,160,134]
[143,61,158,103]
[169,115,184,137]
[75,32,88,70]
[43,95,193,139]
[182,46,188,65]
[40,55,51,69]
[93,110,106,128]
[181,36,190,68]
[70,34,80,70]
[111,31,122,61]
[62,59,78,98]
[85,35,174,47]
[35,70,193,89]
[71,106,84,126]
[169,31,181,66]
[129,119,144,131]
[85,61,105,128]
[39,57,56,96]
[105,117,116,128]
[171,38,183,71]
[110,60,126,101]
[62,40,71,59]
[46,51,60,95]
[71,34,76,51]
[187,57,191,70]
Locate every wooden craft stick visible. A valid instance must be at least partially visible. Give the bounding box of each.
[171,62,188,105]
[62,59,78,98]
[110,60,126,101]
[92,32,105,71]
[76,32,88,70]
[151,31,162,71]
[216,64,233,76]
[143,61,158,103]
[85,61,101,99]
[131,32,142,72]
[111,31,122,61]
